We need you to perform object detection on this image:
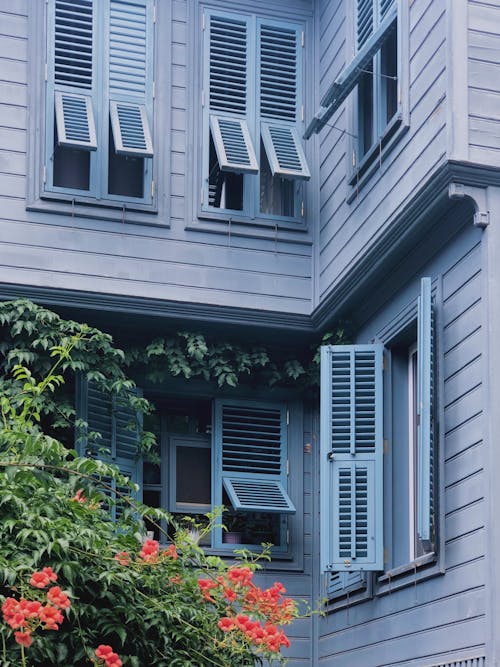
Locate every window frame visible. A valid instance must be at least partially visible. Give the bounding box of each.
[142,388,304,567]
[185,1,313,238]
[345,0,409,190]
[27,0,169,225]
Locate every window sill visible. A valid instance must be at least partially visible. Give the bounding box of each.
[188,210,311,244]
[376,552,442,596]
[28,193,165,228]
[346,114,409,204]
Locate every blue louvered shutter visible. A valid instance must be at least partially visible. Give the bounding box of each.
[258,21,310,180]
[48,0,97,152]
[75,377,143,518]
[417,277,435,543]
[214,400,295,514]
[107,0,154,158]
[326,570,367,600]
[320,345,384,572]
[305,0,397,137]
[205,12,258,177]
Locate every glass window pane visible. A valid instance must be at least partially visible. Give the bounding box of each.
[176,446,211,507]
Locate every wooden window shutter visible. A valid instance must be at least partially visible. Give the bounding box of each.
[326,570,367,600]
[214,400,295,514]
[206,12,258,175]
[75,377,143,518]
[320,345,384,572]
[417,277,435,544]
[258,22,310,180]
[108,0,154,157]
[50,0,97,151]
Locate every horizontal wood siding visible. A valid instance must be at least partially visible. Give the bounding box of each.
[317,0,448,308]
[0,0,313,315]
[318,230,486,666]
[468,0,500,164]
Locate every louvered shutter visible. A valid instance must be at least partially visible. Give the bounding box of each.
[75,377,143,517]
[305,0,397,137]
[214,400,295,514]
[50,0,97,150]
[206,12,258,175]
[326,570,367,600]
[320,345,384,572]
[417,277,435,544]
[108,0,154,157]
[258,22,310,180]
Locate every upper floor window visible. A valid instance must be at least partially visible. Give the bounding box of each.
[44,0,155,205]
[201,9,310,222]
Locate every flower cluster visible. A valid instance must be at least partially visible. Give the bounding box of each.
[1,568,71,648]
[197,566,296,656]
[94,643,123,667]
[114,539,178,567]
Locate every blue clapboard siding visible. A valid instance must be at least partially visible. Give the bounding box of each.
[468,0,500,164]
[318,226,486,666]
[0,0,313,316]
[317,0,448,308]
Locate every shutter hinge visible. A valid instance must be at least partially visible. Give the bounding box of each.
[42,165,47,184]
[301,200,305,217]
[383,438,389,455]
[286,459,290,475]
[382,355,387,371]
[286,409,290,425]
[202,13,205,30]
[352,149,356,167]
[44,62,48,81]
[301,31,304,47]
[151,179,155,198]
[286,528,290,545]
[301,105,304,122]
[202,89,205,107]
[153,3,157,23]
[200,187,204,205]
[152,80,155,99]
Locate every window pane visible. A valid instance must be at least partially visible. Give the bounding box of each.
[143,489,161,540]
[259,139,295,217]
[53,119,90,190]
[381,29,398,125]
[208,133,243,210]
[108,122,144,198]
[176,446,211,507]
[357,61,374,158]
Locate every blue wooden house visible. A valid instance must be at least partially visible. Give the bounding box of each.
[0,0,499,664]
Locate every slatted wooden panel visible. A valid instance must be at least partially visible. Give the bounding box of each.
[259,24,297,122]
[54,0,93,89]
[357,0,373,51]
[109,0,147,97]
[209,14,247,114]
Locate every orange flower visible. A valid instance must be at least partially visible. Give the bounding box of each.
[47,586,71,609]
[14,630,32,648]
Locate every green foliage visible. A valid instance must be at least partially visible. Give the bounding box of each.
[0,338,297,666]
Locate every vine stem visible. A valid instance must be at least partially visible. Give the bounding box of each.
[20,643,27,667]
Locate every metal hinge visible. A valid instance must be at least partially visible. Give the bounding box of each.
[42,165,47,184]
[382,355,387,371]
[352,149,356,167]
[286,409,290,425]
[202,13,205,30]
[301,200,305,217]
[383,438,389,455]
[200,187,204,205]
[44,63,48,81]
[286,529,290,545]
[151,180,155,198]
[153,3,157,23]
[286,459,290,475]
[301,31,304,47]
[301,105,304,121]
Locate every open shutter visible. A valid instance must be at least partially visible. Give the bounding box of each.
[258,21,310,180]
[326,570,367,600]
[108,0,154,157]
[206,12,257,176]
[214,400,295,514]
[75,377,143,516]
[320,345,384,572]
[417,277,434,544]
[304,0,397,138]
[50,0,97,150]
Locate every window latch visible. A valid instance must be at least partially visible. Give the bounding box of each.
[327,451,335,462]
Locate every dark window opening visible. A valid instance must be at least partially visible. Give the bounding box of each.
[108,122,144,198]
[222,495,282,547]
[53,118,90,190]
[381,29,398,126]
[357,61,374,158]
[208,133,243,210]
[259,140,295,217]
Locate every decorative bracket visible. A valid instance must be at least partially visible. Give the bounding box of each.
[448,183,490,228]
